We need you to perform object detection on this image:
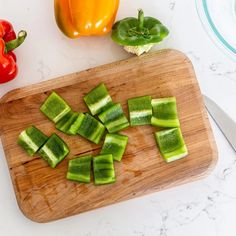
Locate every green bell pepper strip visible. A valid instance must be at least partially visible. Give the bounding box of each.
[111,9,169,54]
[67,155,92,183]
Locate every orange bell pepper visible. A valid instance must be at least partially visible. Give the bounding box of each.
[54,0,119,38]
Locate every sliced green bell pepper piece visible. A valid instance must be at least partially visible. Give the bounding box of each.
[67,155,92,183]
[56,111,79,135]
[98,103,129,133]
[39,133,69,168]
[40,92,71,123]
[155,128,188,163]
[151,97,180,128]
[128,95,152,126]
[101,133,128,162]
[84,83,113,116]
[77,113,105,144]
[68,113,85,135]
[93,154,116,185]
[18,126,48,156]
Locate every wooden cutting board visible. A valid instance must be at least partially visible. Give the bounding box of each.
[0,50,218,223]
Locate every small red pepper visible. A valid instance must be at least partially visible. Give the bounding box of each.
[0,20,27,84]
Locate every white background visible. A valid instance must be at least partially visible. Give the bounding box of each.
[1,0,236,235]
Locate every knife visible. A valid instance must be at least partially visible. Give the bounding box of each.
[204,95,236,151]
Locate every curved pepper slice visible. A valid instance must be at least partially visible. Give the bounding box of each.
[54,0,119,38]
[111,9,169,56]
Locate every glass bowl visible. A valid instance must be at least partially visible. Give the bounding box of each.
[196,0,236,60]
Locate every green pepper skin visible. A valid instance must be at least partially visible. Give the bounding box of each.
[111,9,169,46]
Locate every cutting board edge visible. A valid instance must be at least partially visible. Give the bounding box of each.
[17,147,218,223]
[0,49,189,104]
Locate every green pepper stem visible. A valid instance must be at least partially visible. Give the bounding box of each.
[138,9,144,31]
[5,30,27,52]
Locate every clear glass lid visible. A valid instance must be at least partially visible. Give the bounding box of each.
[196,0,236,60]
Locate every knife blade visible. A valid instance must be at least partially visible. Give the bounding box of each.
[204,95,236,151]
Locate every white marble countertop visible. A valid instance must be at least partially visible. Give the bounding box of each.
[1,0,236,235]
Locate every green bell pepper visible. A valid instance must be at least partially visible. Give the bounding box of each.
[111,9,169,56]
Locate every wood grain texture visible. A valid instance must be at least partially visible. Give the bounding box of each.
[0,50,218,223]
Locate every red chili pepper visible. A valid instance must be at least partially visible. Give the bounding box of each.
[0,20,27,84]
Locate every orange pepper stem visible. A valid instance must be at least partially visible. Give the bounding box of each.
[5,30,27,52]
[138,9,144,31]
